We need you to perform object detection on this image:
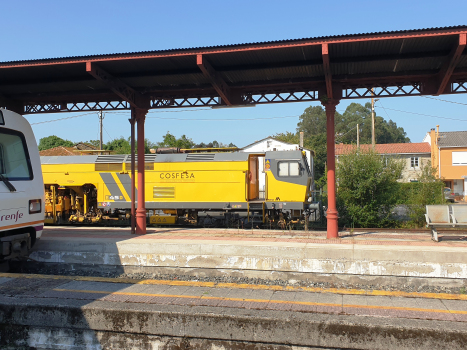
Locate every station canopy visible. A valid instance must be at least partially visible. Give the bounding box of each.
[0,25,466,114]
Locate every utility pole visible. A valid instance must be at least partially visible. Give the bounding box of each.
[371,88,375,147]
[357,123,359,148]
[98,111,104,150]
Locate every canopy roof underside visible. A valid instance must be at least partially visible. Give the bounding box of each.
[1,26,467,114]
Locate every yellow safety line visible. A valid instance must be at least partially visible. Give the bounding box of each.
[51,288,467,316]
[1,272,467,301]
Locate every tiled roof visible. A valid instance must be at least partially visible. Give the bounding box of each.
[39,146,83,156]
[335,143,431,155]
[74,142,98,150]
[438,131,467,147]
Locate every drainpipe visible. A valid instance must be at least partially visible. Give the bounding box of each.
[436,125,441,178]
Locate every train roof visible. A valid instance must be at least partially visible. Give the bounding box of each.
[40,150,305,164]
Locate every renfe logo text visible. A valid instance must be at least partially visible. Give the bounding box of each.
[0,210,24,223]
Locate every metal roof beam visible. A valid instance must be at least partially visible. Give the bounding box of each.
[322,44,333,99]
[436,33,467,95]
[197,54,232,105]
[0,93,24,114]
[86,62,149,109]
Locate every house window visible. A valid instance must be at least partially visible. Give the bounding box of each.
[410,157,419,169]
[452,152,467,166]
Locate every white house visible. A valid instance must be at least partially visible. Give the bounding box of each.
[241,137,314,199]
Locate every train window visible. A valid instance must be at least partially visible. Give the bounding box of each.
[0,128,33,181]
[0,144,4,174]
[278,161,301,177]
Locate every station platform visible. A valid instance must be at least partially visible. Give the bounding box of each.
[1,269,467,349]
[2,226,467,349]
[29,226,467,283]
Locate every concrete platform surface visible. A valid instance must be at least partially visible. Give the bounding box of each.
[1,273,467,349]
[29,226,467,280]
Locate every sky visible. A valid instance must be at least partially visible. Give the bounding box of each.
[2,0,467,147]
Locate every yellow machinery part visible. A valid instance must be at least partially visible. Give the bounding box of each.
[149,215,177,225]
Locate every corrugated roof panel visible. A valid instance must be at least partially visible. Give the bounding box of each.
[394,57,444,72]
[457,55,467,69]
[330,39,405,58]
[396,36,458,53]
[3,25,466,65]
[100,55,196,74]
[208,46,322,68]
[125,72,207,88]
[1,26,467,106]
[1,78,100,95]
[332,60,396,76]
[223,65,323,84]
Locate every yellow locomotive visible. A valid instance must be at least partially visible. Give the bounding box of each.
[41,150,318,228]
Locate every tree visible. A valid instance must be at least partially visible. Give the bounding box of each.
[296,106,333,137]
[156,132,195,149]
[284,102,410,187]
[274,131,299,144]
[104,137,155,154]
[38,135,74,151]
[193,140,237,148]
[336,149,403,228]
[104,137,130,154]
[84,140,100,148]
[337,103,410,144]
[399,161,445,227]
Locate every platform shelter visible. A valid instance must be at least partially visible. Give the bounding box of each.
[1,26,467,237]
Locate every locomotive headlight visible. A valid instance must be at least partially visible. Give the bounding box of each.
[29,199,41,214]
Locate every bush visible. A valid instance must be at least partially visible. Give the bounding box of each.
[395,162,445,226]
[336,148,403,228]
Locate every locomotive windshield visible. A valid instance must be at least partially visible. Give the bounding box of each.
[277,161,301,177]
[0,128,33,181]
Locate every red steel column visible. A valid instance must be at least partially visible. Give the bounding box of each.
[135,108,148,234]
[322,99,340,239]
[129,112,136,234]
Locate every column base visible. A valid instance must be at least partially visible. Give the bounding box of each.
[326,209,339,239]
[135,209,147,235]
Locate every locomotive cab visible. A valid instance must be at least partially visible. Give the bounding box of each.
[262,150,313,204]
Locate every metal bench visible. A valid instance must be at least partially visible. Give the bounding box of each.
[425,205,451,242]
[451,205,467,226]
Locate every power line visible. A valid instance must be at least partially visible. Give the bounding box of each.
[29,112,96,125]
[335,124,358,143]
[102,125,113,141]
[146,115,300,121]
[420,96,467,106]
[379,106,467,122]
[376,100,392,120]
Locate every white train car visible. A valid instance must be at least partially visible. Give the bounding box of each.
[0,108,44,261]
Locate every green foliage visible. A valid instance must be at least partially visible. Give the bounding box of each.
[38,135,74,151]
[85,140,101,148]
[194,140,237,148]
[336,103,410,144]
[157,132,195,149]
[273,131,299,144]
[104,137,155,154]
[283,103,410,188]
[336,149,403,227]
[395,161,445,226]
[104,137,131,154]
